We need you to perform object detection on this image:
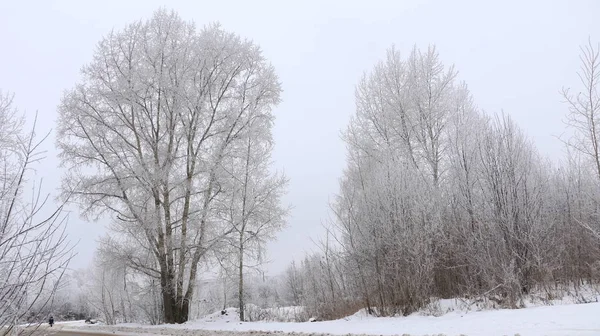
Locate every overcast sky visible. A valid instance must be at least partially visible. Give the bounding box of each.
[0,0,597,275]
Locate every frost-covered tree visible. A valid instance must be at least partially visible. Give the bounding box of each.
[0,91,72,334]
[562,40,600,181]
[296,44,600,319]
[332,45,469,315]
[57,9,282,323]
[562,40,600,239]
[217,114,288,321]
[74,248,162,325]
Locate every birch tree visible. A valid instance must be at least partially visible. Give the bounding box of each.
[218,115,288,321]
[562,40,600,239]
[562,40,600,182]
[57,9,281,323]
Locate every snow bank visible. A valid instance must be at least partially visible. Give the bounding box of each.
[16,319,87,328]
[199,307,240,323]
[417,285,600,317]
[65,301,600,336]
[246,305,308,322]
[63,287,600,335]
[190,305,309,323]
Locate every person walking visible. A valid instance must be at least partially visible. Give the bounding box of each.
[49,315,54,327]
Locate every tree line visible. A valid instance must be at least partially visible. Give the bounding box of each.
[282,42,600,319]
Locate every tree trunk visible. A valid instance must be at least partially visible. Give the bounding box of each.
[238,241,245,322]
[162,289,174,323]
[161,289,190,324]
[223,277,228,310]
[176,299,190,323]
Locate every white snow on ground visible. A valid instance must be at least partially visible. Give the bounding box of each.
[17,319,87,328]
[66,301,600,336]
[54,320,88,325]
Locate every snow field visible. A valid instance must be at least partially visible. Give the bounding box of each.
[64,301,600,336]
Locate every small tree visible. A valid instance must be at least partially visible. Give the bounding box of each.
[0,91,72,335]
[562,39,600,239]
[218,116,288,321]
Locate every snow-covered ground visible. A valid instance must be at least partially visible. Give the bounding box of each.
[65,301,600,336]
[16,319,86,328]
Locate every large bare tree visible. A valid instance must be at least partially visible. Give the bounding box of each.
[57,10,282,323]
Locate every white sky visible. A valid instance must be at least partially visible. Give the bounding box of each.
[0,0,597,275]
